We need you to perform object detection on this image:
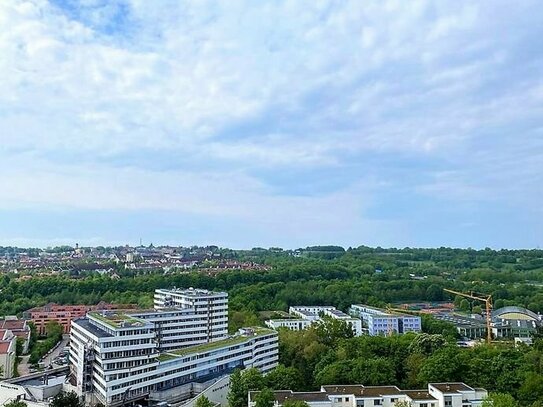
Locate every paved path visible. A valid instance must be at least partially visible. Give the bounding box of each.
[17,355,30,376]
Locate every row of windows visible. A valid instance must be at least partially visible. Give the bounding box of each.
[102,339,152,348]
[102,348,156,359]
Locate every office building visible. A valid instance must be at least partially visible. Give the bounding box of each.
[69,288,278,406]
[23,302,126,335]
[349,305,421,336]
[265,306,363,336]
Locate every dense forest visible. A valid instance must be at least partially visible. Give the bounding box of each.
[2,246,543,318]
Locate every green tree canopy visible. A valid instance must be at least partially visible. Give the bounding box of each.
[195,395,214,407]
[4,400,28,407]
[255,388,275,407]
[482,393,518,407]
[282,401,310,407]
[50,392,84,407]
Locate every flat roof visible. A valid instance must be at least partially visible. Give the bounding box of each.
[156,288,227,297]
[403,390,437,401]
[164,327,275,358]
[251,391,330,403]
[430,383,473,393]
[73,319,113,338]
[322,386,403,397]
[89,311,147,328]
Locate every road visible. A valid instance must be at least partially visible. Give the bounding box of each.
[42,334,70,367]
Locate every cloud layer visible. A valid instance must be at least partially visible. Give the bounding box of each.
[1,0,542,248]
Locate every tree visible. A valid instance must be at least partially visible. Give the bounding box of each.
[228,370,245,407]
[315,361,353,386]
[459,299,471,312]
[482,393,518,407]
[4,400,28,407]
[519,373,543,405]
[418,346,468,384]
[313,317,354,347]
[426,285,442,301]
[349,357,396,386]
[394,401,413,407]
[243,368,265,392]
[283,401,310,407]
[265,365,304,391]
[195,396,214,407]
[50,392,84,407]
[408,333,447,356]
[255,388,275,407]
[228,368,264,407]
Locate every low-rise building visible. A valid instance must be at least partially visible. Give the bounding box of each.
[0,329,17,379]
[265,306,363,336]
[23,302,126,335]
[349,305,421,336]
[249,382,487,407]
[1,317,31,354]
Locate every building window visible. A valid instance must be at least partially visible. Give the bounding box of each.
[421,403,428,407]
[374,400,382,406]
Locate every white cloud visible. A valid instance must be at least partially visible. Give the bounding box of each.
[1,0,542,247]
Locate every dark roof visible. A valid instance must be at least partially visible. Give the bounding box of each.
[403,390,437,401]
[430,383,473,393]
[322,386,402,397]
[250,391,330,403]
[73,318,113,338]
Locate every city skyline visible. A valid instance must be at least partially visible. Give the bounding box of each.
[1,1,543,249]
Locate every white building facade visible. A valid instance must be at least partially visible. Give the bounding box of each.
[70,288,278,407]
[249,383,487,407]
[0,329,17,379]
[349,305,421,336]
[265,306,363,336]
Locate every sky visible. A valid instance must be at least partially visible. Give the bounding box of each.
[1,0,543,249]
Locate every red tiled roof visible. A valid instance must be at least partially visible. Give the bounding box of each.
[1,320,26,330]
[0,341,12,354]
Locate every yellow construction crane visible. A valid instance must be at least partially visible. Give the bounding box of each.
[443,288,493,343]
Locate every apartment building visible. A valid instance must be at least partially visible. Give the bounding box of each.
[70,288,278,406]
[0,329,17,379]
[249,382,487,407]
[265,306,363,336]
[24,302,125,335]
[0,317,31,354]
[349,305,421,336]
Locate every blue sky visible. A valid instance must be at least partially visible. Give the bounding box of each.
[1,0,542,249]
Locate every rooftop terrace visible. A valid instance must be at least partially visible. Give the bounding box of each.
[89,311,147,328]
[159,327,275,359]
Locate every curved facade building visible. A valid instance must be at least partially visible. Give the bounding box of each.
[491,306,541,338]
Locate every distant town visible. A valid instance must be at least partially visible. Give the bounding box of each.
[0,245,277,278]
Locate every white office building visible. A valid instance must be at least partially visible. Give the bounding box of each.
[349,305,421,336]
[249,382,487,407]
[69,288,278,407]
[265,306,363,336]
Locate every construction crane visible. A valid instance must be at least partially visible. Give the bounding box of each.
[443,288,493,343]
